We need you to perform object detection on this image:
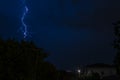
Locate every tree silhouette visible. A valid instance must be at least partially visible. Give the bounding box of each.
[0,38,57,80]
[113,21,120,75]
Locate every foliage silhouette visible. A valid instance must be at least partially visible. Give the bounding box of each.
[113,21,120,75]
[0,38,57,80]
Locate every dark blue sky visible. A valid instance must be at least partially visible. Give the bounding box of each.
[0,0,120,69]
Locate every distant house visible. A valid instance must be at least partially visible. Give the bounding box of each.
[82,63,117,78]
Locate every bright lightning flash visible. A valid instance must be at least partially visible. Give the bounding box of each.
[21,3,29,39]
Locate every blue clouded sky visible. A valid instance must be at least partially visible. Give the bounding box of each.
[0,0,120,69]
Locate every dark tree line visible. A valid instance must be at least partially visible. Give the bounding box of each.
[113,21,120,75]
[0,38,57,80]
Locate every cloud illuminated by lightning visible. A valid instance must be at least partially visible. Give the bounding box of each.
[21,0,29,39]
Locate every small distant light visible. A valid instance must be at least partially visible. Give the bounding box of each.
[78,69,81,73]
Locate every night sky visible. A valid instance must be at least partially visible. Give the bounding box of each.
[0,0,120,69]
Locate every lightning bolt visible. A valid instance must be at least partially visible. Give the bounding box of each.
[21,0,29,39]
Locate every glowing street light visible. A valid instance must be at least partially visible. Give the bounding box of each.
[77,69,81,73]
[77,69,81,78]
